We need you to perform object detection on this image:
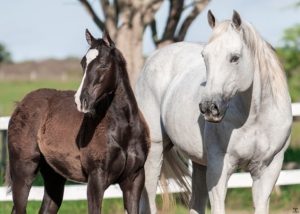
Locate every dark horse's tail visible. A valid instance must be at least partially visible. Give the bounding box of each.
[5,160,12,193]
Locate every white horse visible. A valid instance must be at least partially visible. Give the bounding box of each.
[135,10,292,214]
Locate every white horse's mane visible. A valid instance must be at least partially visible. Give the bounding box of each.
[210,20,288,101]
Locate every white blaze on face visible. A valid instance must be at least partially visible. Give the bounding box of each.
[74,49,99,112]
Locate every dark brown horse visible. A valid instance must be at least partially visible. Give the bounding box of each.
[6,30,150,214]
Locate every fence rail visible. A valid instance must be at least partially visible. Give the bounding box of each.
[1,103,300,201]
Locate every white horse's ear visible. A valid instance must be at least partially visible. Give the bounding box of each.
[207,10,216,28]
[85,29,96,46]
[232,10,242,30]
[103,30,115,48]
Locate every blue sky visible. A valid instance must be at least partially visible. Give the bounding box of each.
[0,0,299,62]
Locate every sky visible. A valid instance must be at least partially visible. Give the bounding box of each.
[0,0,299,62]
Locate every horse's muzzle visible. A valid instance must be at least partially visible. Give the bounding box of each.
[199,100,227,123]
[78,92,95,114]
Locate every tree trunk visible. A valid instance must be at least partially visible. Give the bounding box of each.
[114,11,144,87]
[78,0,211,87]
[115,29,144,87]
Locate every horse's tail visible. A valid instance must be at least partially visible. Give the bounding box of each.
[160,146,191,212]
[4,160,12,193]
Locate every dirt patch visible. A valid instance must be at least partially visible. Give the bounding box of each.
[0,58,82,81]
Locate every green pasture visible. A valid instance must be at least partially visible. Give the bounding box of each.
[1,185,300,213]
[0,198,189,214]
[0,79,300,213]
[0,80,80,116]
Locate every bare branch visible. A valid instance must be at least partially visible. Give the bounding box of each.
[142,0,164,25]
[113,0,120,26]
[150,19,159,45]
[161,0,184,41]
[183,0,203,10]
[177,0,211,41]
[78,0,105,31]
[100,0,110,18]
[100,0,118,37]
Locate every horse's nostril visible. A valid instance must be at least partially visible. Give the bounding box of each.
[83,98,88,109]
[210,103,219,116]
[199,103,206,114]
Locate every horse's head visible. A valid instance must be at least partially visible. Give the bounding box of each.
[75,29,120,114]
[199,10,255,122]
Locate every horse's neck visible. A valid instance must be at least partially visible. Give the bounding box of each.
[111,71,139,118]
[238,66,287,123]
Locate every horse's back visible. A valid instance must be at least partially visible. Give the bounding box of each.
[136,42,205,102]
[8,89,61,151]
[135,42,206,142]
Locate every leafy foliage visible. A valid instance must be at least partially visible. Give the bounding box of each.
[277,24,300,101]
[0,43,12,63]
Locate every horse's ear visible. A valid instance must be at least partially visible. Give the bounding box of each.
[103,30,115,48]
[85,29,96,46]
[232,10,242,30]
[207,10,216,29]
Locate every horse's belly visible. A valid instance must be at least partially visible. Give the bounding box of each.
[170,129,206,164]
[39,133,87,182]
[161,66,207,164]
[42,147,86,182]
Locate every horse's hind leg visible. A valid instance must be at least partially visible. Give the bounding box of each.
[8,145,40,213]
[190,162,208,214]
[251,151,285,214]
[121,168,145,214]
[139,141,163,214]
[39,158,66,214]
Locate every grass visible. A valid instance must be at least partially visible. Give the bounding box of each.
[226,185,300,211]
[0,80,80,116]
[0,197,189,214]
[1,186,300,213]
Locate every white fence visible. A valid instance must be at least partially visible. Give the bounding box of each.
[1,103,300,201]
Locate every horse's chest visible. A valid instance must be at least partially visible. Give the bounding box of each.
[229,126,268,159]
[81,124,146,183]
[228,124,286,172]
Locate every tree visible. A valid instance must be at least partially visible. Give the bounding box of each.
[277,24,300,101]
[78,0,211,85]
[0,43,12,64]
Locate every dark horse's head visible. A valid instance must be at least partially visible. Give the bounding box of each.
[75,29,124,114]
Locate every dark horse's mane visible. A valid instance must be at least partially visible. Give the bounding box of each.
[108,42,139,113]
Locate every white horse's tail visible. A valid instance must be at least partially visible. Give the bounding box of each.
[160,145,191,211]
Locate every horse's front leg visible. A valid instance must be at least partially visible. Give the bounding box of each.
[206,152,236,214]
[87,169,106,214]
[251,151,285,214]
[120,168,145,214]
[189,162,208,214]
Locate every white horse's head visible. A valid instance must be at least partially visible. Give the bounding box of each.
[199,10,255,122]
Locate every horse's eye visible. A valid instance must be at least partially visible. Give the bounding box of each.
[230,55,240,63]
